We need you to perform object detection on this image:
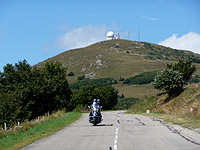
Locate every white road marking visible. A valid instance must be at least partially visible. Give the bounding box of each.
[116,128,118,134]
[114,139,117,144]
[114,128,119,150]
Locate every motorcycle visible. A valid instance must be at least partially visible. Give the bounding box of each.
[88,103,102,126]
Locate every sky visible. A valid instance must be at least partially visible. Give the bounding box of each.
[0,0,200,71]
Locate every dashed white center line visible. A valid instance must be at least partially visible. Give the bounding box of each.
[114,128,119,150]
[116,128,118,134]
[114,139,117,144]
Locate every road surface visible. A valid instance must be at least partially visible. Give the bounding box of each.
[22,111,200,150]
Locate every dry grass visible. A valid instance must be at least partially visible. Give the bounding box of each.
[155,83,200,117]
[113,83,158,99]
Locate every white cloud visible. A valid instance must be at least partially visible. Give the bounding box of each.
[158,32,200,54]
[56,24,116,50]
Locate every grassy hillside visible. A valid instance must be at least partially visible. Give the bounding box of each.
[157,83,200,117]
[113,84,158,99]
[128,83,200,130]
[36,39,200,98]
[129,83,200,118]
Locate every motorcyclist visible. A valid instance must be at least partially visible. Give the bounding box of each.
[89,99,97,116]
[89,99,101,117]
[97,99,100,105]
[97,99,102,118]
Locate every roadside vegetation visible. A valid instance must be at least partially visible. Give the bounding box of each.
[0,60,118,149]
[128,60,200,131]
[113,96,139,110]
[128,85,200,131]
[0,111,81,150]
[143,113,200,133]
[123,71,158,85]
[0,60,118,129]
[0,60,71,127]
[154,60,196,97]
[70,85,118,110]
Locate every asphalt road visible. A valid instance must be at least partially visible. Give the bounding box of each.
[22,111,200,150]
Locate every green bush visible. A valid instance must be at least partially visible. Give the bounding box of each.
[114,97,139,110]
[68,72,75,76]
[123,79,130,84]
[119,77,124,81]
[70,86,118,110]
[77,75,85,80]
[123,71,158,85]
[166,60,196,83]
[70,78,118,90]
[189,76,200,83]
[154,68,184,97]
[73,104,87,112]
[154,60,196,97]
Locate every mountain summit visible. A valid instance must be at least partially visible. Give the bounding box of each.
[37,39,200,84]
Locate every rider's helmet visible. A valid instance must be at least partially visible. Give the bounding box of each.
[93,99,97,103]
[97,99,100,104]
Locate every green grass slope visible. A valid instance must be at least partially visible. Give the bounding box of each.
[129,83,200,119]
[37,40,200,82]
[128,83,200,130]
[157,83,200,117]
[36,39,200,98]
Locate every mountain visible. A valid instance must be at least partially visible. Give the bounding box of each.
[36,39,200,98]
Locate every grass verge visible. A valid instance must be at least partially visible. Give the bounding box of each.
[146,113,200,129]
[0,112,81,150]
[132,112,200,133]
[128,94,200,133]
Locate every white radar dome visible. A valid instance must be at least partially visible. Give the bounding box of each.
[107,31,114,40]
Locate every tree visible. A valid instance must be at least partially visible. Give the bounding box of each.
[123,79,130,84]
[77,75,85,80]
[119,77,124,81]
[34,62,71,115]
[94,86,118,110]
[154,68,184,97]
[166,60,196,83]
[0,60,71,126]
[68,72,75,76]
[70,86,118,110]
[154,60,196,97]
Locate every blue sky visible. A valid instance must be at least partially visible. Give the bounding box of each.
[0,0,200,71]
